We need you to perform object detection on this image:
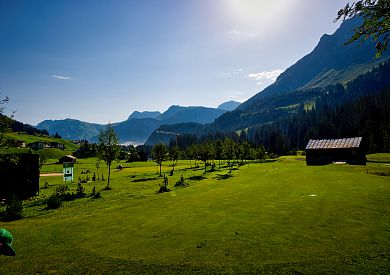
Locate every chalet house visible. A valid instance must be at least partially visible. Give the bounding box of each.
[49,142,65,150]
[59,155,77,164]
[305,137,366,165]
[16,140,26,148]
[27,141,49,150]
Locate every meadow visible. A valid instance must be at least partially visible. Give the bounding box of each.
[0,155,389,274]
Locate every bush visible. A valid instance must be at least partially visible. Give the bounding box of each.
[55,184,69,196]
[157,185,171,193]
[3,195,23,221]
[90,186,101,199]
[41,181,49,189]
[174,175,187,187]
[158,175,171,193]
[76,183,86,197]
[46,193,63,209]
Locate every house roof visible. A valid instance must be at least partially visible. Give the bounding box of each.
[60,155,77,160]
[305,137,363,150]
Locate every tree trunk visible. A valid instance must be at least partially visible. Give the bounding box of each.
[107,167,111,188]
[159,163,162,177]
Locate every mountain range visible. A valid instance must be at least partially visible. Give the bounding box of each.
[145,17,390,145]
[36,101,240,144]
[36,17,390,147]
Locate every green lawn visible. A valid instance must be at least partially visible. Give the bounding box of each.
[1,155,389,274]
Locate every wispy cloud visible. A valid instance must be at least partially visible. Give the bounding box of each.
[51,74,72,80]
[247,69,283,85]
[218,68,245,78]
[224,30,259,39]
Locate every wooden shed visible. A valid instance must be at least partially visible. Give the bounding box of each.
[59,155,77,164]
[305,137,366,165]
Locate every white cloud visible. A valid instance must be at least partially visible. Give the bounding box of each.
[218,68,246,78]
[225,30,259,39]
[51,74,72,80]
[247,69,283,82]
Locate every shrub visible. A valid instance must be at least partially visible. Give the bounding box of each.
[174,175,187,187]
[158,175,171,193]
[55,184,69,196]
[46,193,62,209]
[157,185,171,193]
[3,195,23,221]
[41,181,49,189]
[76,183,86,197]
[90,186,101,199]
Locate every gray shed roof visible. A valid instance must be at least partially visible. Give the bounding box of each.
[305,137,363,150]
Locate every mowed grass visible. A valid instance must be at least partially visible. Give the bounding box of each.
[1,155,389,274]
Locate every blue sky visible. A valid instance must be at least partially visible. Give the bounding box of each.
[0,0,349,125]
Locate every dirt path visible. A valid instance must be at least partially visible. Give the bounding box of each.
[40,173,63,177]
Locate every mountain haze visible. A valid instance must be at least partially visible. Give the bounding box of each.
[37,105,228,144]
[37,119,106,141]
[128,111,161,120]
[217,101,240,111]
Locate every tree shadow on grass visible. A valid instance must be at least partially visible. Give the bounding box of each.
[131,177,158,183]
[215,173,233,180]
[188,175,207,181]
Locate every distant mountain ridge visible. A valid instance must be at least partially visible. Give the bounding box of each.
[145,17,390,145]
[217,100,240,111]
[128,111,161,120]
[37,118,106,141]
[37,101,232,144]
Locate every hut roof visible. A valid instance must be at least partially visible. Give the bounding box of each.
[305,137,362,150]
[59,155,77,162]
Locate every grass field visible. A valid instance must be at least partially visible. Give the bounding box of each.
[1,155,389,274]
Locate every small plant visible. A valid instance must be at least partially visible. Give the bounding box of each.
[158,174,171,193]
[174,174,187,187]
[55,184,69,196]
[46,193,63,209]
[90,186,101,199]
[76,183,86,197]
[169,169,174,176]
[3,195,23,221]
[41,181,49,189]
[92,173,96,181]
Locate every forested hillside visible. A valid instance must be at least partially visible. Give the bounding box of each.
[152,60,390,154]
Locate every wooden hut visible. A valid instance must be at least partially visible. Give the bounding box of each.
[305,137,366,165]
[59,155,77,164]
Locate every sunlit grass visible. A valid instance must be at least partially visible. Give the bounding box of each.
[1,154,389,273]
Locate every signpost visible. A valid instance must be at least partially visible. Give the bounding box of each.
[63,162,74,183]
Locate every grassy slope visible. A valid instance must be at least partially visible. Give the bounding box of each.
[5,132,79,152]
[0,155,389,274]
